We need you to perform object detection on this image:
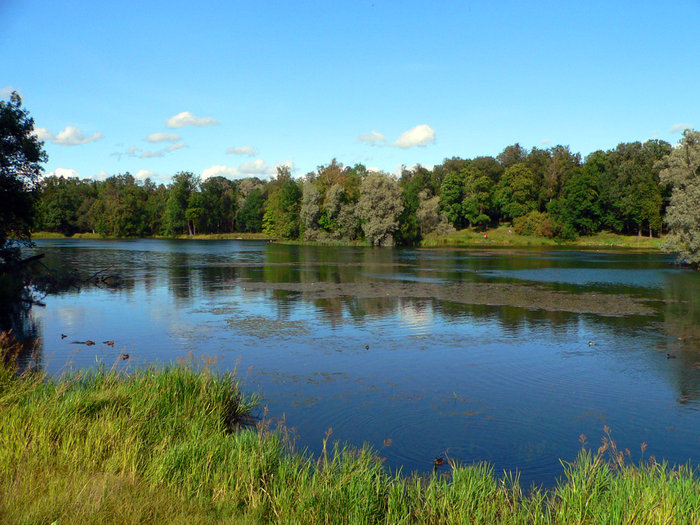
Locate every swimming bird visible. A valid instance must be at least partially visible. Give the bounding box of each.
[667,353,677,359]
[85,340,96,346]
[120,353,130,360]
[61,333,67,339]
[433,457,446,467]
[588,341,596,346]
[103,340,114,346]
[365,344,370,350]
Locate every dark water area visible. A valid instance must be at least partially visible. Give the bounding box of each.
[21,239,700,488]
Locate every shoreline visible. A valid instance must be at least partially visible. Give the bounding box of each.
[30,228,665,252]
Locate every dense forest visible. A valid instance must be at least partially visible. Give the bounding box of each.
[33,139,679,246]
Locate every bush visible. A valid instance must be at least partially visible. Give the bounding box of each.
[512,211,555,238]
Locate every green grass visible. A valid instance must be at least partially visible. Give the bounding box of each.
[29,231,71,239]
[31,228,664,251]
[30,231,271,241]
[276,239,371,247]
[422,226,664,250]
[1,336,699,524]
[171,232,272,240]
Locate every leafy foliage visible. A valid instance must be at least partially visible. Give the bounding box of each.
[356,172,403,246]
[659,130,700,265]
[0,92,47,262]
[24,135,689,247]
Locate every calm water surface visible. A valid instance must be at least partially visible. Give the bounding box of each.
[24,239,700,488]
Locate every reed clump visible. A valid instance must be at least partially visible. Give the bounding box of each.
[1,336,699,524]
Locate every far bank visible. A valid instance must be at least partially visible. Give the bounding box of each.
[31,227,664,251]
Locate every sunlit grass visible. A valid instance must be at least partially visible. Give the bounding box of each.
[276,239,371,247]
[31,228,663,250]
[30,231,271,241]
[172,232,271,240]
[1,334,698,524]
[422,226,664,250]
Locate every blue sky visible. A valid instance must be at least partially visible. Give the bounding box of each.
[2,1,698,184]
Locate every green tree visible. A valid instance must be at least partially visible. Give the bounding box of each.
[439,170,465,227]
[396,165,434,245]
[659,130,700,265]
[263,167,302,239]
[597,141,671,236]
[462,168,494,230]
[143,179,168,236]
[356,172,403,246]
[89,174,149,237]
[165,172,199,235]
[236,188,266,232]
[300,181,323,240]
[199,176,238,233]
[494,163,539,221]
[541,146,581,204]
[554,170,602,235]
[0,92,47,262]
[35,176,97,235]
[497,143,528,169]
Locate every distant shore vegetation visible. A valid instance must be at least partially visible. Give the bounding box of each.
[2,91,699,262]
[31,131,700,262]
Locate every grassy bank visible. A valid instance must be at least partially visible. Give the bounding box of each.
[422,226,664,250]
[276,239,371,247]
[1,339,699,523]
[31,229,664,251]
[30,231,271,241]
[31,231,105,239]
[171,232,271,241]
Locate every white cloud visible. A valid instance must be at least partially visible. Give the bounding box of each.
[407,162,434,172]
[139,150,163,158]
[238,159,276,177]
[51,126,103,146]
[277,159,295,171]
[113,142,186,159]
[357,130,387,146]
[367,166,382,173]
[146,132,181,143]
[47,167,81,178]
[670,123,692,133]
[34,127,54,141]
[201,165,240,180]
[134,169,157,180]
[93,170,110,180]
[166,111,218,128]
[226,145,257,156]
[0,86,18,99]
[33,126,102,146]
[393,124,435,148]
[540,138,550,145]
[166,142,186,152]
[201,158,293,181]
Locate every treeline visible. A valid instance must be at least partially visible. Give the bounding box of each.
[34,140,674,245]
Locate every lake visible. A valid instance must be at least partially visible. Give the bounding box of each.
[22,238,700,488]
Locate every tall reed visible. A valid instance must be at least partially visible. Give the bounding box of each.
[1,334,699,524]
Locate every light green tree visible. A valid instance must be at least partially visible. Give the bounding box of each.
[263,167,302,239]
[300,181,323,240]
[356,172,403,246]
[659,130,700,265]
